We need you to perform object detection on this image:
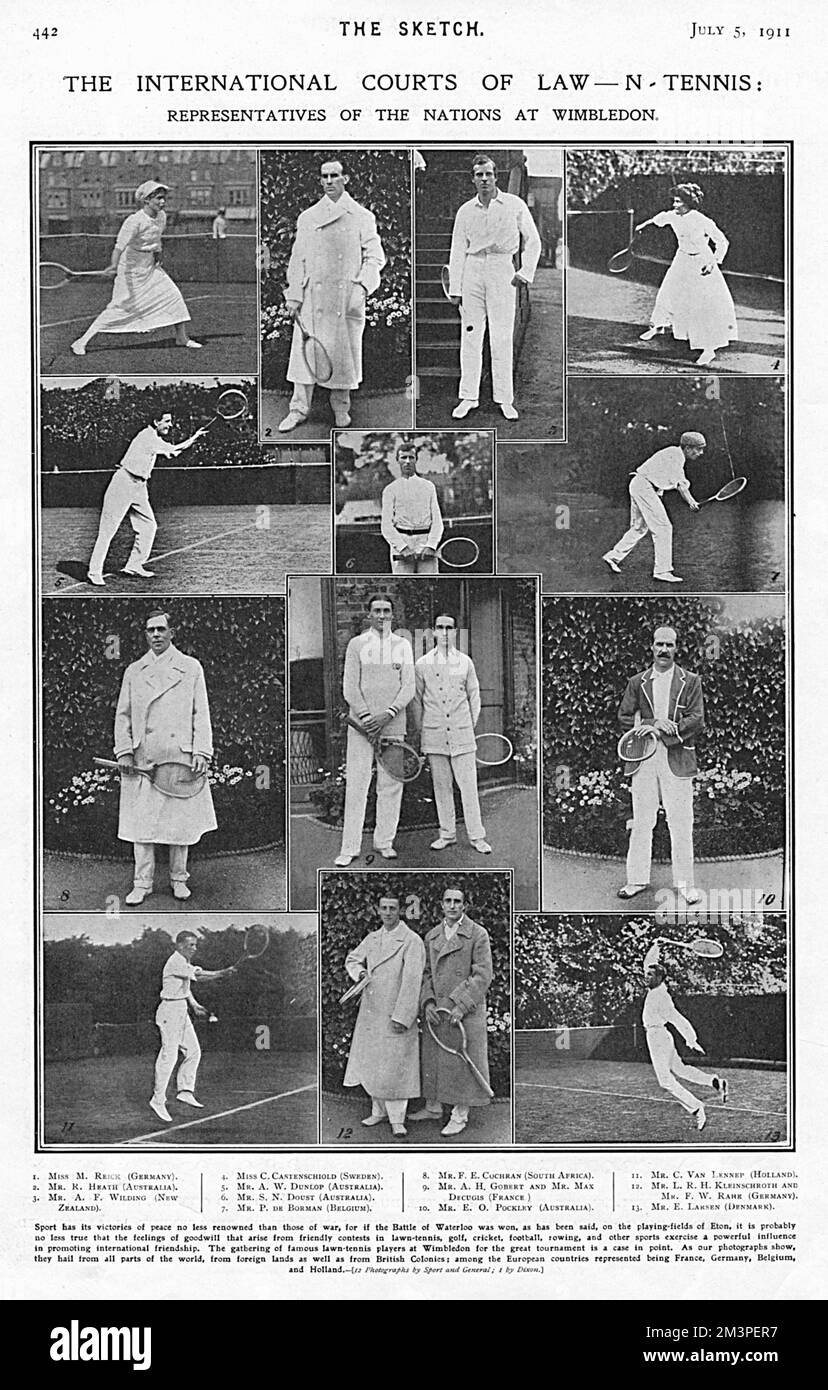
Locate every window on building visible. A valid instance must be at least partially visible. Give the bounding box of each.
[114,188,134,210]
[78,186,104,208]
[45,189,69,209]
[226,186,251,207]
[186,186,215,206]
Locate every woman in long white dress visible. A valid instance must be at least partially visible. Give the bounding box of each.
[635,182,737,367]
[71,180,201,356]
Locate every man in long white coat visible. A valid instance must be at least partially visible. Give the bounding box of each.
[114,610,217,905]
[279,157,386,432]
[342,894,426,1136]
[412,614,491,854]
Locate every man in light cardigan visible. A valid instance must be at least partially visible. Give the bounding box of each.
[335,593,415,867]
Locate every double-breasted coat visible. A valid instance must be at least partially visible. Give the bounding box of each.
[113,645,217,845]
[420,914,493,1106]
[285,190,386,391]
[343,922,425,1099]
[618,664,705,779]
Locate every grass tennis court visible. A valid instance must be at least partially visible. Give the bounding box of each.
[42,504,331,596]
[515,1054,788,1146]
[567,267,785,376]
[40,282,257,375]
[43,1047,317,1147]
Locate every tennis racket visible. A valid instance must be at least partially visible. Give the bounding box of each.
[436,535,480,569]
[295,317,333,383]
[426,1007,494,1098]
[340,971,372,1005]
[40,261,108,289]
[232,922,271,969]
[93,758,207,799]
[617,727,659,762]
[345,717,425,783]
[607,231,642,274]
[659,937,724,959]
[203,388,249,429]
[440,264,458,302]
[699,477,748,506]
[475,733,513,766]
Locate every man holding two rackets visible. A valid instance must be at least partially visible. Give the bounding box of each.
[413,615,492,855]
[380,441,444,574]
[641,941,727,1131]
[602,432,707,584]
[335,594,415,867]
[618,626,704,905]
[410,886,493,1137]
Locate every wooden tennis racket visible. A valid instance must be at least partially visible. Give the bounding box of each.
[607,231,642,274]
[617,727,659,762]
[231,922,271,969]
[40,261,109,289]
[475,733,513,766]
[203,387,249,429]
[436,536,480,568]
[426,1007,494,1097]
[699,477,748,506]
[295,317,333,383]
[93,758,207,799]
[340,971,372,1005]
[345,717,425,783]
[659,937,724,959]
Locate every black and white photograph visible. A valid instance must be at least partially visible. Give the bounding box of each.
[288,576,540,909]
[514,912,788,1147]
[498,376,785,591]
[38,147,257,374]
[320,869,511,1145]
[42,598,286,912]
[542,596,786,913]
[334,429,494,574]
[566,146,786,376]
[41,376,331,595]
[259,148,413,440]
[41,911,317,1148]
[414,146,564,438]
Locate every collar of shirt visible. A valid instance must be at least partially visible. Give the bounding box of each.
[474,189,504,209]
[149,646,174,665]
[442,917,463,940]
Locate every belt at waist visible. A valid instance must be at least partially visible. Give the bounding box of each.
[119,467,150,483]
[159,996,188,1004]
[396,526,431,535]
[467,248,513,258]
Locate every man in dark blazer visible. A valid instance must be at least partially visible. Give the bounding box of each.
[617,625,704,905]
[409,885,493,1137]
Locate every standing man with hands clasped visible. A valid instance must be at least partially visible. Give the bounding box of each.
[380,440,444,574]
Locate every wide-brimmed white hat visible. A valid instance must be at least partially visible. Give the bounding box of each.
[134,180,169,202]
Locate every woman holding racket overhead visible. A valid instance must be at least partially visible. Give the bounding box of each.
[70,181,201,358]
[278,157,386,432]
[636,182,737,367]
[641,942,727,1132]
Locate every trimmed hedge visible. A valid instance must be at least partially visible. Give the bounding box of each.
[542,597,785,857]
[320,870,511,1096]
[42,599,285,854]
[260,149,411,392]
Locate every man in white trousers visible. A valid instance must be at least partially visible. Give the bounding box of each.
[380,440,444,574]
[413,614,491,855]
[617,626,704,905]
[642,941,727,1132]
[447,153,541,422]
[335,594,415,867]
[150,930,236,1124]
[87,411,206,586]
[602,431,707,584]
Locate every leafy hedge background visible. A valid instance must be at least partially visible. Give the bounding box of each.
[260,149,412,392]
[320,870,511,1097]
[514,913,786,1029]
[43,599,285,855]
[542,596,786,858]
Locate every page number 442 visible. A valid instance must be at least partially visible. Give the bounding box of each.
[33,27,58,38]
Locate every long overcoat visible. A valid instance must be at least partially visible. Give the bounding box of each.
[420,915,493,1106]
[285,191,385,390]
[343,922,425,1099]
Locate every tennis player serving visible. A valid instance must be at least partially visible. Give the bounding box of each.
[641,941,727,1132]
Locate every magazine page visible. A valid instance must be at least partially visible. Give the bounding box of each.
[1,0,825,1346]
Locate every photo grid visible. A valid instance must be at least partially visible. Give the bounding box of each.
[34,141,790,1153]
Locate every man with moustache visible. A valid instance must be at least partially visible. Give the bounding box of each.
[335,594,415,867]
[114,609,216,904]
[617,625,704,905]
[342,893,426,1137]
[380,440,444,575]
[279,156,386,431]
[410,886,493,1137]
[412,614,491,854]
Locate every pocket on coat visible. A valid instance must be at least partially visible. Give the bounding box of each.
[346,283,367,319]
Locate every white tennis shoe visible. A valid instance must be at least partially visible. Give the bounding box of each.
[149,1098,172,1123]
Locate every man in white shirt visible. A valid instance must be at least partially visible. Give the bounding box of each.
[211,207,227,240]
[412,615,491,854]
[602,432,706,583]
[447,153,541,422]
[380,441,444,574]
[335,593,415,867]
[150,930,236,1124]
[617,626,705,905]
[641,941,727,1132]
[87,411,206,585]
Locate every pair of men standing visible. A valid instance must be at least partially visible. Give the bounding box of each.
[342,888,493,1138]
[335,594,492,867]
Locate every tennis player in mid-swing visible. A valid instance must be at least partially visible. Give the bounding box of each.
[642,941,727,1132]
[150,930,236,1124]
[602,431,707,585]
